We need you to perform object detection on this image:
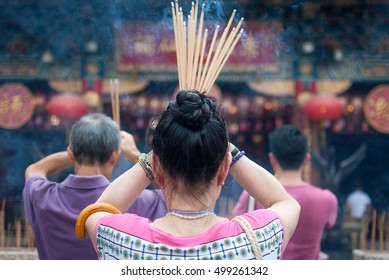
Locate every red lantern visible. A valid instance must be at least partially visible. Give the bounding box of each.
[302,95,344,121]
[46,93,89,120]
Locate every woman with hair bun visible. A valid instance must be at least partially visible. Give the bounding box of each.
[77,90,300,260]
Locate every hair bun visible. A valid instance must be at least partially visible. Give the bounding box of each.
[173,91,213,129]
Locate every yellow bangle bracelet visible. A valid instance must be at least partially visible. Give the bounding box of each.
[75,202,122,238]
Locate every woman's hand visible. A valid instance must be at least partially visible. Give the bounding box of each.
[228,142,236,153]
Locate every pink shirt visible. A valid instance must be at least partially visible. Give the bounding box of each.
[94,209,286,260]
[233,184,338,260]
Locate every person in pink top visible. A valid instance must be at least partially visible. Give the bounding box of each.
[233,125,338,260]
[77,91,300,260]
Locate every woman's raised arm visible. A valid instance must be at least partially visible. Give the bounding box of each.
[228,143,301,245]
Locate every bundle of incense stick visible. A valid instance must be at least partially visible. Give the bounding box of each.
[171,0,244,94]
[110,79,120,126]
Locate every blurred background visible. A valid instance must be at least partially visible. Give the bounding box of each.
[0,0,388,259]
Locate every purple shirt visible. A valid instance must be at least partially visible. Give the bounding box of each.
[233,183,338,260]
[22,174,167,260]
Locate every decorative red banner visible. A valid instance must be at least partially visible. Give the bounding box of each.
[115,21,280,72]
[364,85,389,134]
[0,83,35,129]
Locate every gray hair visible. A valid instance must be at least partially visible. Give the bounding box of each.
[69,113,121,165]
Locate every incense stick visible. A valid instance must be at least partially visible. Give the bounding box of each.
[196,28,208,90]
[202,11,239,90]
[186,15,193,87]
[216,18,244,67]
[205,28,244,92]
[171,1,243,94]
[360,216,368,250]
[379,213,385,252]
[211,9,237,66]
[205,17,244,91]
[174,2,184,89]
[191,3,204,89]
[0,198,4,247]
[110,79,115,121]
[115,79,120,127]
[171,3,181,89]
[15,218,21,248]
[110,79,120,127]
[386,213,389,251]
[177,4,186,89]
[182,19,188,88]
[371,209,377,252]
[198,25,219,92]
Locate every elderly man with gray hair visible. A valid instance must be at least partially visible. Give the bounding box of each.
[23,113,166,260]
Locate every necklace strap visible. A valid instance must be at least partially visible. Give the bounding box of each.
[166,209,215,220]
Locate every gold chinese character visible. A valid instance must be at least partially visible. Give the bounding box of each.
[159,38,175,53]
[241,35,258,58]
[11,95,23,113]
[0,97,10,114]
[134,35,155,55]
[368,96,389,120]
